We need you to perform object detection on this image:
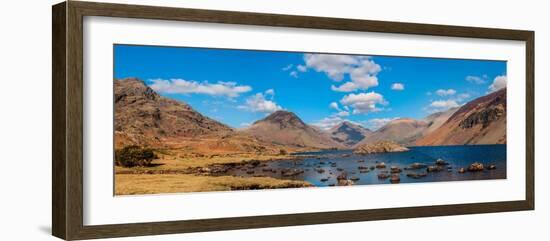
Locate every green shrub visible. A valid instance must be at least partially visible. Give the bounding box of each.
[115,145,158,167]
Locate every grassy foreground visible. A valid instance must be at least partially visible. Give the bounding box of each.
[114,151,315,195]
[115,174,312,195]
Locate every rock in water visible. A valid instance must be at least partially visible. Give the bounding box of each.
[406,172,427,179]
[406,162,427,170]
[390,174,401,184]
[354,141,409,154]
[467,162,484,172]
[375,162,387,169]
[435,158,449,166]
[377,172,390,179]
[390,166,402,173]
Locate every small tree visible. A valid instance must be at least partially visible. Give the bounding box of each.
[115,145,157,167]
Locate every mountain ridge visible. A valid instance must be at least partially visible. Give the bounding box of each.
[416,88,506,146]
[329,121,373,147]
[242,110,344,149]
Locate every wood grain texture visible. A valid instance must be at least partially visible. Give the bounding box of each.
[52,1,535,240]
[52,2,67,240]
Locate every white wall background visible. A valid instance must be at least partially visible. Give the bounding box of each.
[0,0,547,240]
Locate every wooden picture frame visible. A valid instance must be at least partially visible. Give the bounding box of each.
[52,1,534,240]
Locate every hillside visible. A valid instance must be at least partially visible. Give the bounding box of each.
[114,78,286,154]
[241,111,344,149]
[355,118,429,147]
[416,88,506,145]
[422,107,459,136]
[329,121,372,147]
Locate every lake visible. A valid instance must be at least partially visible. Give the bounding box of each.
[219,144,506,187]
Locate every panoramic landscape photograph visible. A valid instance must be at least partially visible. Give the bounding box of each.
[113,44,507,195]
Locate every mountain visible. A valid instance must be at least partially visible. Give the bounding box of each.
[329,121,373,147]
[355,118,429,147]
[114,78,232,147]
[416,88,506,146]
[241,110,344,149]
[422,107,459,136]
[114,78,287,154]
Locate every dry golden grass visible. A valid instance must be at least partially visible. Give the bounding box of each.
[115,174,312,195]
[114,147,319,194]
[115,151,303,173]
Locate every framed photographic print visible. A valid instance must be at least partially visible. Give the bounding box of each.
[52,1,534,240]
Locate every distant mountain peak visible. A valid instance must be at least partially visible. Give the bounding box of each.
[243,110,342,149]
[329,121,372,147]
[255,110,306,129]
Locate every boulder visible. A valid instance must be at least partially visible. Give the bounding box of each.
[390,166,402,173]
[261,167,273,172]
[337,172,348,181]
[487,164,497,170]
[376,162,387,169]
[435,158,449,166]
[406,172,427,179]
[458,168,466,173]
[405,162,427,170]
[337,179,354,186]
[377,172,390,179]
[281,168,304,177]
[467,162,484,172]
[427,165,444,172]
[390,174,401,184]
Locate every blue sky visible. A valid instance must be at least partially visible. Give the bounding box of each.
[114,44,507,130]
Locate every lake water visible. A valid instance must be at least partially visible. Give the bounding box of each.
[220,144,506,187]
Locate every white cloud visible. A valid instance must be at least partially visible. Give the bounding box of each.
[328,102,349,117]
[329,102,340,111]
[366,117,399,130]
[282,64,293,71]
[340,92,387,114]
[149,78,251,98]
[336,111,350,117]
[435,89,457,96]
[456,93,471,102]
[264,89,275,97]
[466,75,487,84]
[238,92,283,113]
[304,54,358,81]
[297,65,307,72]
[289,71,298,78]
[427,99,459,112]
[488,75,507,92]
[240,122,251,127]
[303,54,381,92]
[311,116,345,131]
[391,83,405,91]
